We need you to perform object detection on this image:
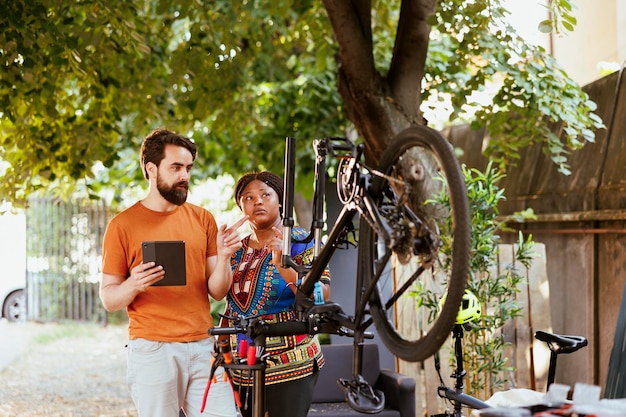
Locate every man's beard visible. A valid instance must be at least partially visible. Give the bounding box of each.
[157,174,188,206]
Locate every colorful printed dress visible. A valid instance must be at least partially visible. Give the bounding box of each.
[226,227,331,386]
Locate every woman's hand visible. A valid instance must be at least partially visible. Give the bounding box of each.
[217,216,248,258]
[268,226,299,291]
[267,226,283,264]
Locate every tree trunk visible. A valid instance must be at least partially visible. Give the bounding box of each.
[322,0,436,164]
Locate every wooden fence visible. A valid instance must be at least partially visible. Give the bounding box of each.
[446,69,626,394]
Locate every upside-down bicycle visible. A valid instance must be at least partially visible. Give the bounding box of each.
[210,125,472,416]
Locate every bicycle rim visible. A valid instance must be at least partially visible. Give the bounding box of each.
[359,125,471,362]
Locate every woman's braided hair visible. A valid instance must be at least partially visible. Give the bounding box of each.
[234,171,284,214]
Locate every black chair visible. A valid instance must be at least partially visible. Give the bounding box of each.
[308,343,415,417]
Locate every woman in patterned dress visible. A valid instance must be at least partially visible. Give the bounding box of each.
[225,171,331,417]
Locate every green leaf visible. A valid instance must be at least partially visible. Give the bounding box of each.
[538,20,553,33]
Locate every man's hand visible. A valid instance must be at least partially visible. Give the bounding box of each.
[129,261,165,290]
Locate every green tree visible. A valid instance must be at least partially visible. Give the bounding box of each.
[0,0,604,209]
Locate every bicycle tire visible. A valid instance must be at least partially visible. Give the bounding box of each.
[359,125,471,362]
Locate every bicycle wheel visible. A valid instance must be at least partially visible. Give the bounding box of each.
[359,125,471,362]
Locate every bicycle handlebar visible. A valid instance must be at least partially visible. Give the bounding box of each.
[210,320,310,338]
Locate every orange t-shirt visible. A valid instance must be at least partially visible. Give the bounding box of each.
[102,201,218,342]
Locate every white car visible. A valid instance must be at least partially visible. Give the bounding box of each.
[1,287,25,322]
[0,210,27,322]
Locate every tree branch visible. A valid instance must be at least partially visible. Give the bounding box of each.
[322,0,377,90]
[322,0,395,162]
[388,0,436,121]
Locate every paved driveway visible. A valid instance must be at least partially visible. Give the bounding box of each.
[0,318,39,372]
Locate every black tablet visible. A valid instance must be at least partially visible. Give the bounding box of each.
[141,241,187,286]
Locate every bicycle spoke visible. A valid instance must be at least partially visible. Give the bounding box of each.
[383,265,425,310]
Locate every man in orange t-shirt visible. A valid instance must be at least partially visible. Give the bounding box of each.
[100,128,246,417]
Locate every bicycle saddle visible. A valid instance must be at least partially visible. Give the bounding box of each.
[534,330,588,354]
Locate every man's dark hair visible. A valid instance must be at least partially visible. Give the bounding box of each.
[234,171,284,210]
[140,128,197,180]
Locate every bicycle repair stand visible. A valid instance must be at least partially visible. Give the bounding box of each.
[206,310,386,417]
[200,335,268,417]
[432,324,490,417]
[222,359,267,417]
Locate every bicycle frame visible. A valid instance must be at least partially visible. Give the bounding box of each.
[432,327,588,417]
[281,136,401,339]
[434,325,491,417]
[212,136,400,417]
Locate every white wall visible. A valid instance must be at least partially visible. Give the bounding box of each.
[505,0,625,86]
[0,210,27,297]
[551,0,620,86]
